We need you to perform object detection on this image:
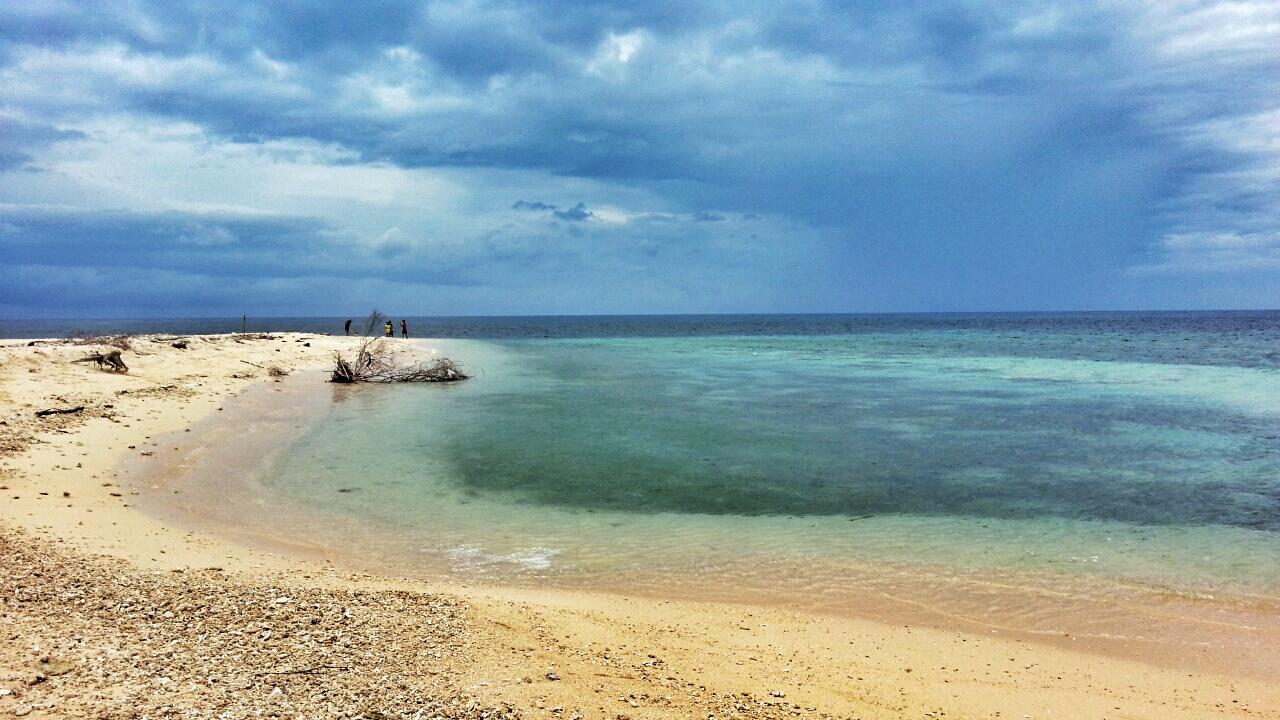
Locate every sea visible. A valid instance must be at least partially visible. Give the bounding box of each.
[12,312,1280,663]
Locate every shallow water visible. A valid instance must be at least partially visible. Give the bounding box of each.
[230,315,1280,598]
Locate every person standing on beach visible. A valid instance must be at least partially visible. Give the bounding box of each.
[385,320,394,337]
[344,318,351,335]
[401,319,409,338]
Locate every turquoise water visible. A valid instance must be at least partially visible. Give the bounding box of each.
[247,316,1280,596]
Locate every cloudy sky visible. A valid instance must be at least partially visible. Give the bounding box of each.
[1,1,1277,317]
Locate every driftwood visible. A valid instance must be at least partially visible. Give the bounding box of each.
[240,360,289,377]
[36,406,85,418]
[68,335,133,351]
[25,335,130,349]
[330,338,468,384]
[329,310,468,384]
[72,350,128,373]
[115,385,176,395]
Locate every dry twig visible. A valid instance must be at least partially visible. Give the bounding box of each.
[240,360,289,377]
[35,406,85,418]
[331,338,468,384]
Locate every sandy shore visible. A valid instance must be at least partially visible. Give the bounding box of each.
[1,334,1276,719]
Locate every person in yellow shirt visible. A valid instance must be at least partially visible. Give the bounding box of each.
[384,320,394,337]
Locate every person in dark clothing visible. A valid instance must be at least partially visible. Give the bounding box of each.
[401,319,408,338]
[344,318,352,335]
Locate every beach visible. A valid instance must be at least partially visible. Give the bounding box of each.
[2,333,1277,719]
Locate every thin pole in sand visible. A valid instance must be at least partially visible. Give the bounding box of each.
[242,314,247,335]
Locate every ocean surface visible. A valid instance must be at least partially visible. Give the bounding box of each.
[107,312,1280,599]
[42,313,1279,619]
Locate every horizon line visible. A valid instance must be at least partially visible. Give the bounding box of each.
[3,308,1279,323]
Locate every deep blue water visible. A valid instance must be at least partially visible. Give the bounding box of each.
[5,311,1280,368]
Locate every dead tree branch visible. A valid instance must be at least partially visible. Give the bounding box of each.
[330,337,468,384]
[361,309,386,337]
[36,406,85,418]
[71,350,129,373]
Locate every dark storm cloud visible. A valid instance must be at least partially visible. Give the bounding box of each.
[552,202,592,222]
[3,1,1145,185]
[0,1,1277,314]
[0,206,468,286]
[512,200,556,212]
[0,204,781,309]
[511,200,594,222]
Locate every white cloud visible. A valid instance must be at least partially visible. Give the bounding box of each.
[586,30,648,78]
[2,116,467,243]
[1117,2,1280,275]
[1132,231,1280,273]
[1144,0,1280,58]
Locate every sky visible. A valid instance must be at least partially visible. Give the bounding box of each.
[1,1,1278,317]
